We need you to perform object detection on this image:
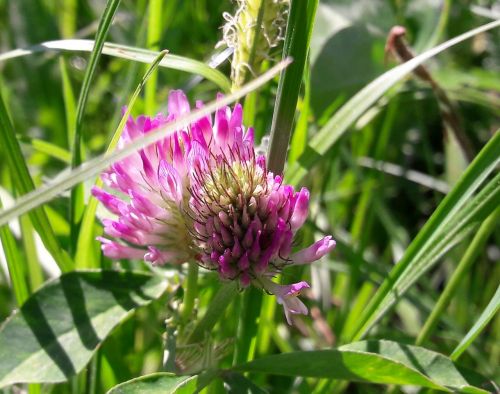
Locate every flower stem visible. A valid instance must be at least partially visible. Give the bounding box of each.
[181,262,199,324]
[233,286,263,364]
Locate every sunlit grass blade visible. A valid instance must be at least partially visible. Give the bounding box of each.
[450,284,500,361]
[0,59,291,227]
[267,0,318,174]
[187,282,239,344]
[59,57,76,147]
[70,0,121,251]
[18,136,71,164]
[416,207,500,345]
[0,90,72,272]
[349,131,500,341]
[74,50,168,268]
[357,157,450,194]
[0,198,29,305]
[19,215,44,292]
[0,40,231,93]
[233,286,262,364]
[144,0,163,114]
[285,19,500,186]
[234,340,491,392]
[288,62,310,164]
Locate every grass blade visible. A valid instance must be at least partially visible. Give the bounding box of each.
[0,59,291,227]
[288,62,311,164]
[267,0,318,174]
[144,0,163,114]
[58,57,76,148]
[450,285,500,361]
[18,136,71,164]
[349,131,500,340]
[0,40,232,92]
[234,340,490,392]
[0,198,29,305]
[416,207,500,345]
[70,0,121,250]
[0,90,72,272]
[187,282,238,344]
[285,19,500,186]
[19,215,44,291]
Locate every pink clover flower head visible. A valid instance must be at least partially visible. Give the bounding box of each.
[93,90,336,324]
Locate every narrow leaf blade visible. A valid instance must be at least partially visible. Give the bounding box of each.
[106,373,198,394]
[234,340,490,393]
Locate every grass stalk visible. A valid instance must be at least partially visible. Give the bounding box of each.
[0,90,72,272]
[416,206,500,345]
[180,262,199,325]
[69,0,122,251]
[450,284,500,361]
[19,215,44,291]
[266,0,318,174]
[350,131,500,340]
[0,198,29,305]
[144,0,163,114]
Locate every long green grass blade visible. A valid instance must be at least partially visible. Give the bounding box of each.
[0,40,231,93]
[70,0,121,251]
[187,283,239,344]
[450,285,500,361]
[416,207,500,345]
[0,198,29,305]
[267,0,318,174]
[349,131,500,340]
[0,59,291,227]
[58,57,76,147]
[288,62,310,164]
[0,90,72,272]
[285,19,500,186]
[144,0,163,114]
[19,215,44,292]
[18,136,71,164]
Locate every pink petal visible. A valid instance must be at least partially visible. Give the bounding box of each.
[290,236,336,264]
[290,187,310,231]
[144,246,179,266]
[97,237,145,259]
[168,90,190,117]
[158,160,182,202]
[260,279,310,325]
[91,187,126,215]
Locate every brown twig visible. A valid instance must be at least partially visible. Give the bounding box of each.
[385,26,475,162]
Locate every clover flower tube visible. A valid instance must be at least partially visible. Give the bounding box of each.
[93,90,336,324]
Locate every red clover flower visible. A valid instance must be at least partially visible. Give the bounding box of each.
[93,90,335,324]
